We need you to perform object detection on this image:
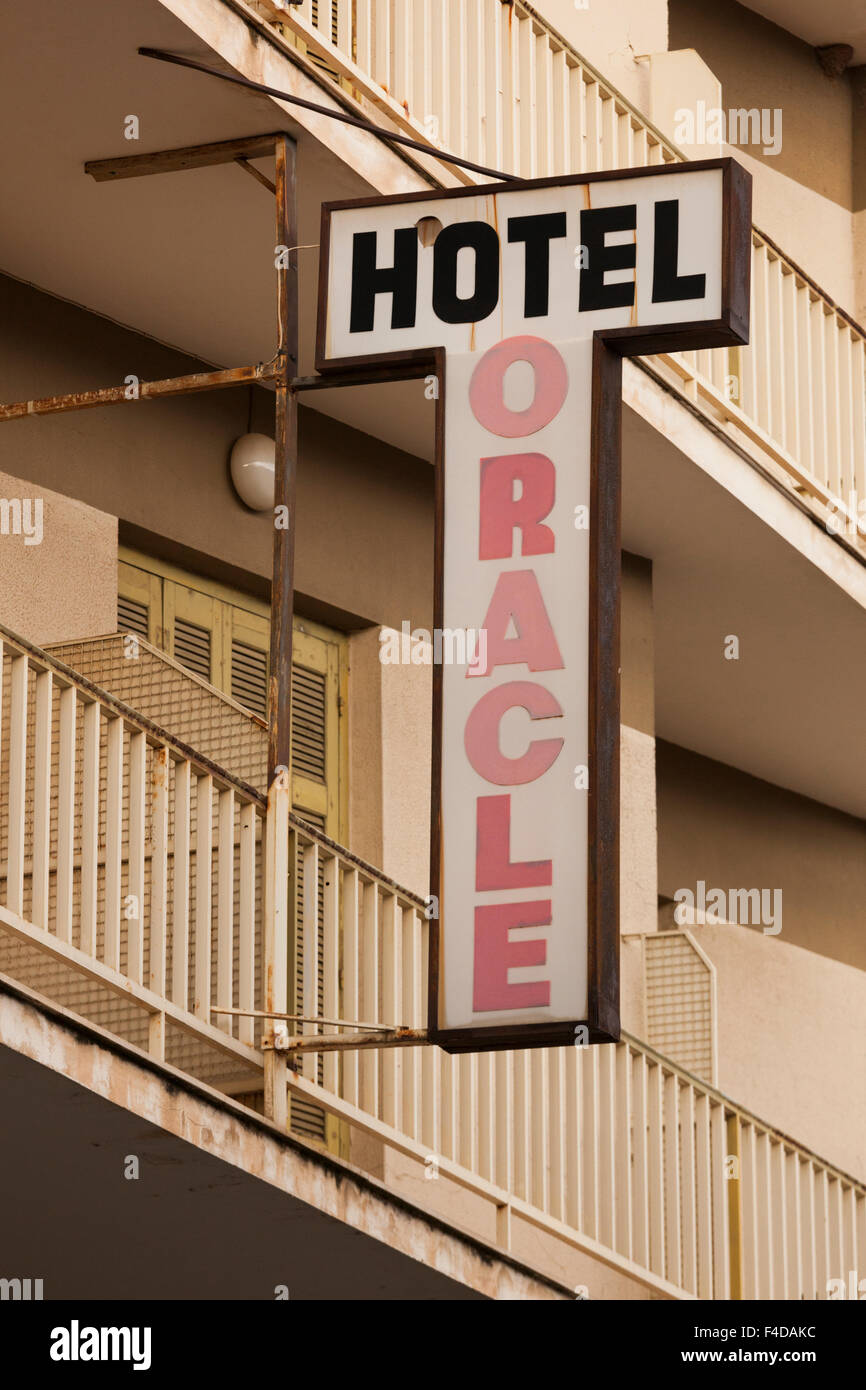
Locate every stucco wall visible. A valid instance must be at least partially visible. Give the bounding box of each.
[0,467,115,646]
[687,921,866,1180]
[667,0,859,315]
[0,274,434,634]
[657,740,866,973]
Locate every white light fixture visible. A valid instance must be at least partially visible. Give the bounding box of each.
[230,433,276,511]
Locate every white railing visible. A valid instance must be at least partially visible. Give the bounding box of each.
[263,0,866,524]
[288,816,866,1301]
[1,622,863,1298]
[0,624,266,1079]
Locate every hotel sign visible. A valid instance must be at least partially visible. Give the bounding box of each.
[317,159,751,1052]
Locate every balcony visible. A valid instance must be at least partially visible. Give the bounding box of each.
[1,618,863,1300]
[251,0,865,537]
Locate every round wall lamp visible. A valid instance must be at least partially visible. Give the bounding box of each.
[230,433,276,511]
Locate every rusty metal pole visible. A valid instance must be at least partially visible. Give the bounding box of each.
[269,133,299,781]
[263,133,298,1126]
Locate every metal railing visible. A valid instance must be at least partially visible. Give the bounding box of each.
[0,624,267,1077]
[286,814,866,1299]
[1,622,863,1298]
[264,0,866,524]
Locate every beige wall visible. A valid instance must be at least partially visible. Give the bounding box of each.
[657,740,866,972]
[0,467,115,646]
[0,274,434,635]
[668,0,855,209]
[688,921,866,1179]
[534,0,669,112]
[665,0,861,317]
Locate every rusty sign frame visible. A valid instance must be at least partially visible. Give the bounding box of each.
[312,158,752,1054]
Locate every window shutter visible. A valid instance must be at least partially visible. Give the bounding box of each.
[173,617,211,683]
[230,639,268,718]
[291,665,327,781]
[117,595,149,640]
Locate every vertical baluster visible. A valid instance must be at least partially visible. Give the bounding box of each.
[372,0,390,95]
[513,1051,531,1202]
[7,656,29,916]
[811,296,829,489]
[711,1103,731,1299]
[551,45,567,175]
[767,256,787,449]
[597,1046,616,1248]
[391,0,412,116]
[495,1051,514,1194]
[238,801,257,1046]
[32,669,53,930]
[536,32,554,177]
[321,852,340,1089]
[518,15,537,179]
[787,1150,804,1300]
[483,0,503,169]
[601,95,618,171]
[460,1053,478,1174]
[104,716,123,970]
[342,868,360,1105]
[420,914,439,1156]
[772,1142,789,1299]
[150,746,169,999]
[852,335,866,500]
[548,1046,567,1223]
[614,1044,633,1258]
[647,1059,665,1275]
[816,1168,831,1297]
[844,1184,858,1296]
[360,878,379,1114]
[172,760,191,1010]
[530,1048,549,1213]
[56,684,77,943]
[756,1129,774,1298]
[569,62,586,174]
[565,1045,582,1231]
[631,1049,650,1267]
[301,837,320,1076]
[441,1049,458,1163]
[828,1175,843,1295]
[477,1051,495,1185]
[126,731,146,984]
[802,1158,818,1300]
[501,0,520,175]
[664,1072,682,1290]
[355,0,372,74]
[463,0,483,164]
[838,328,856,502]
[80,700,100,957]
[194,774,213,1022]
[600,1045,619,1251]
[680,1084,697,1293]
[582,1047,601,1239]
[695,1093,713,1298]
[381,893,401,1128]
[216,788,235,1036]
[401,904,421,1139]
[825,313,842,495]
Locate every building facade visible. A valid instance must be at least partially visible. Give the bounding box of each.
[0,0,864,1301]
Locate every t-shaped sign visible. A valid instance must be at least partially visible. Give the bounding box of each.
[316,158,751,1052]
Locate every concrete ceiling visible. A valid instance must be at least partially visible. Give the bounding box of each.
[738,0,866,63]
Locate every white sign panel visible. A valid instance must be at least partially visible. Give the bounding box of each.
[317,160,750,1051]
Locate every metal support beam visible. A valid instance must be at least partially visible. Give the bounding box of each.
[0,361,278,423]
[84,133,284,182]
[268,133,299,782]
